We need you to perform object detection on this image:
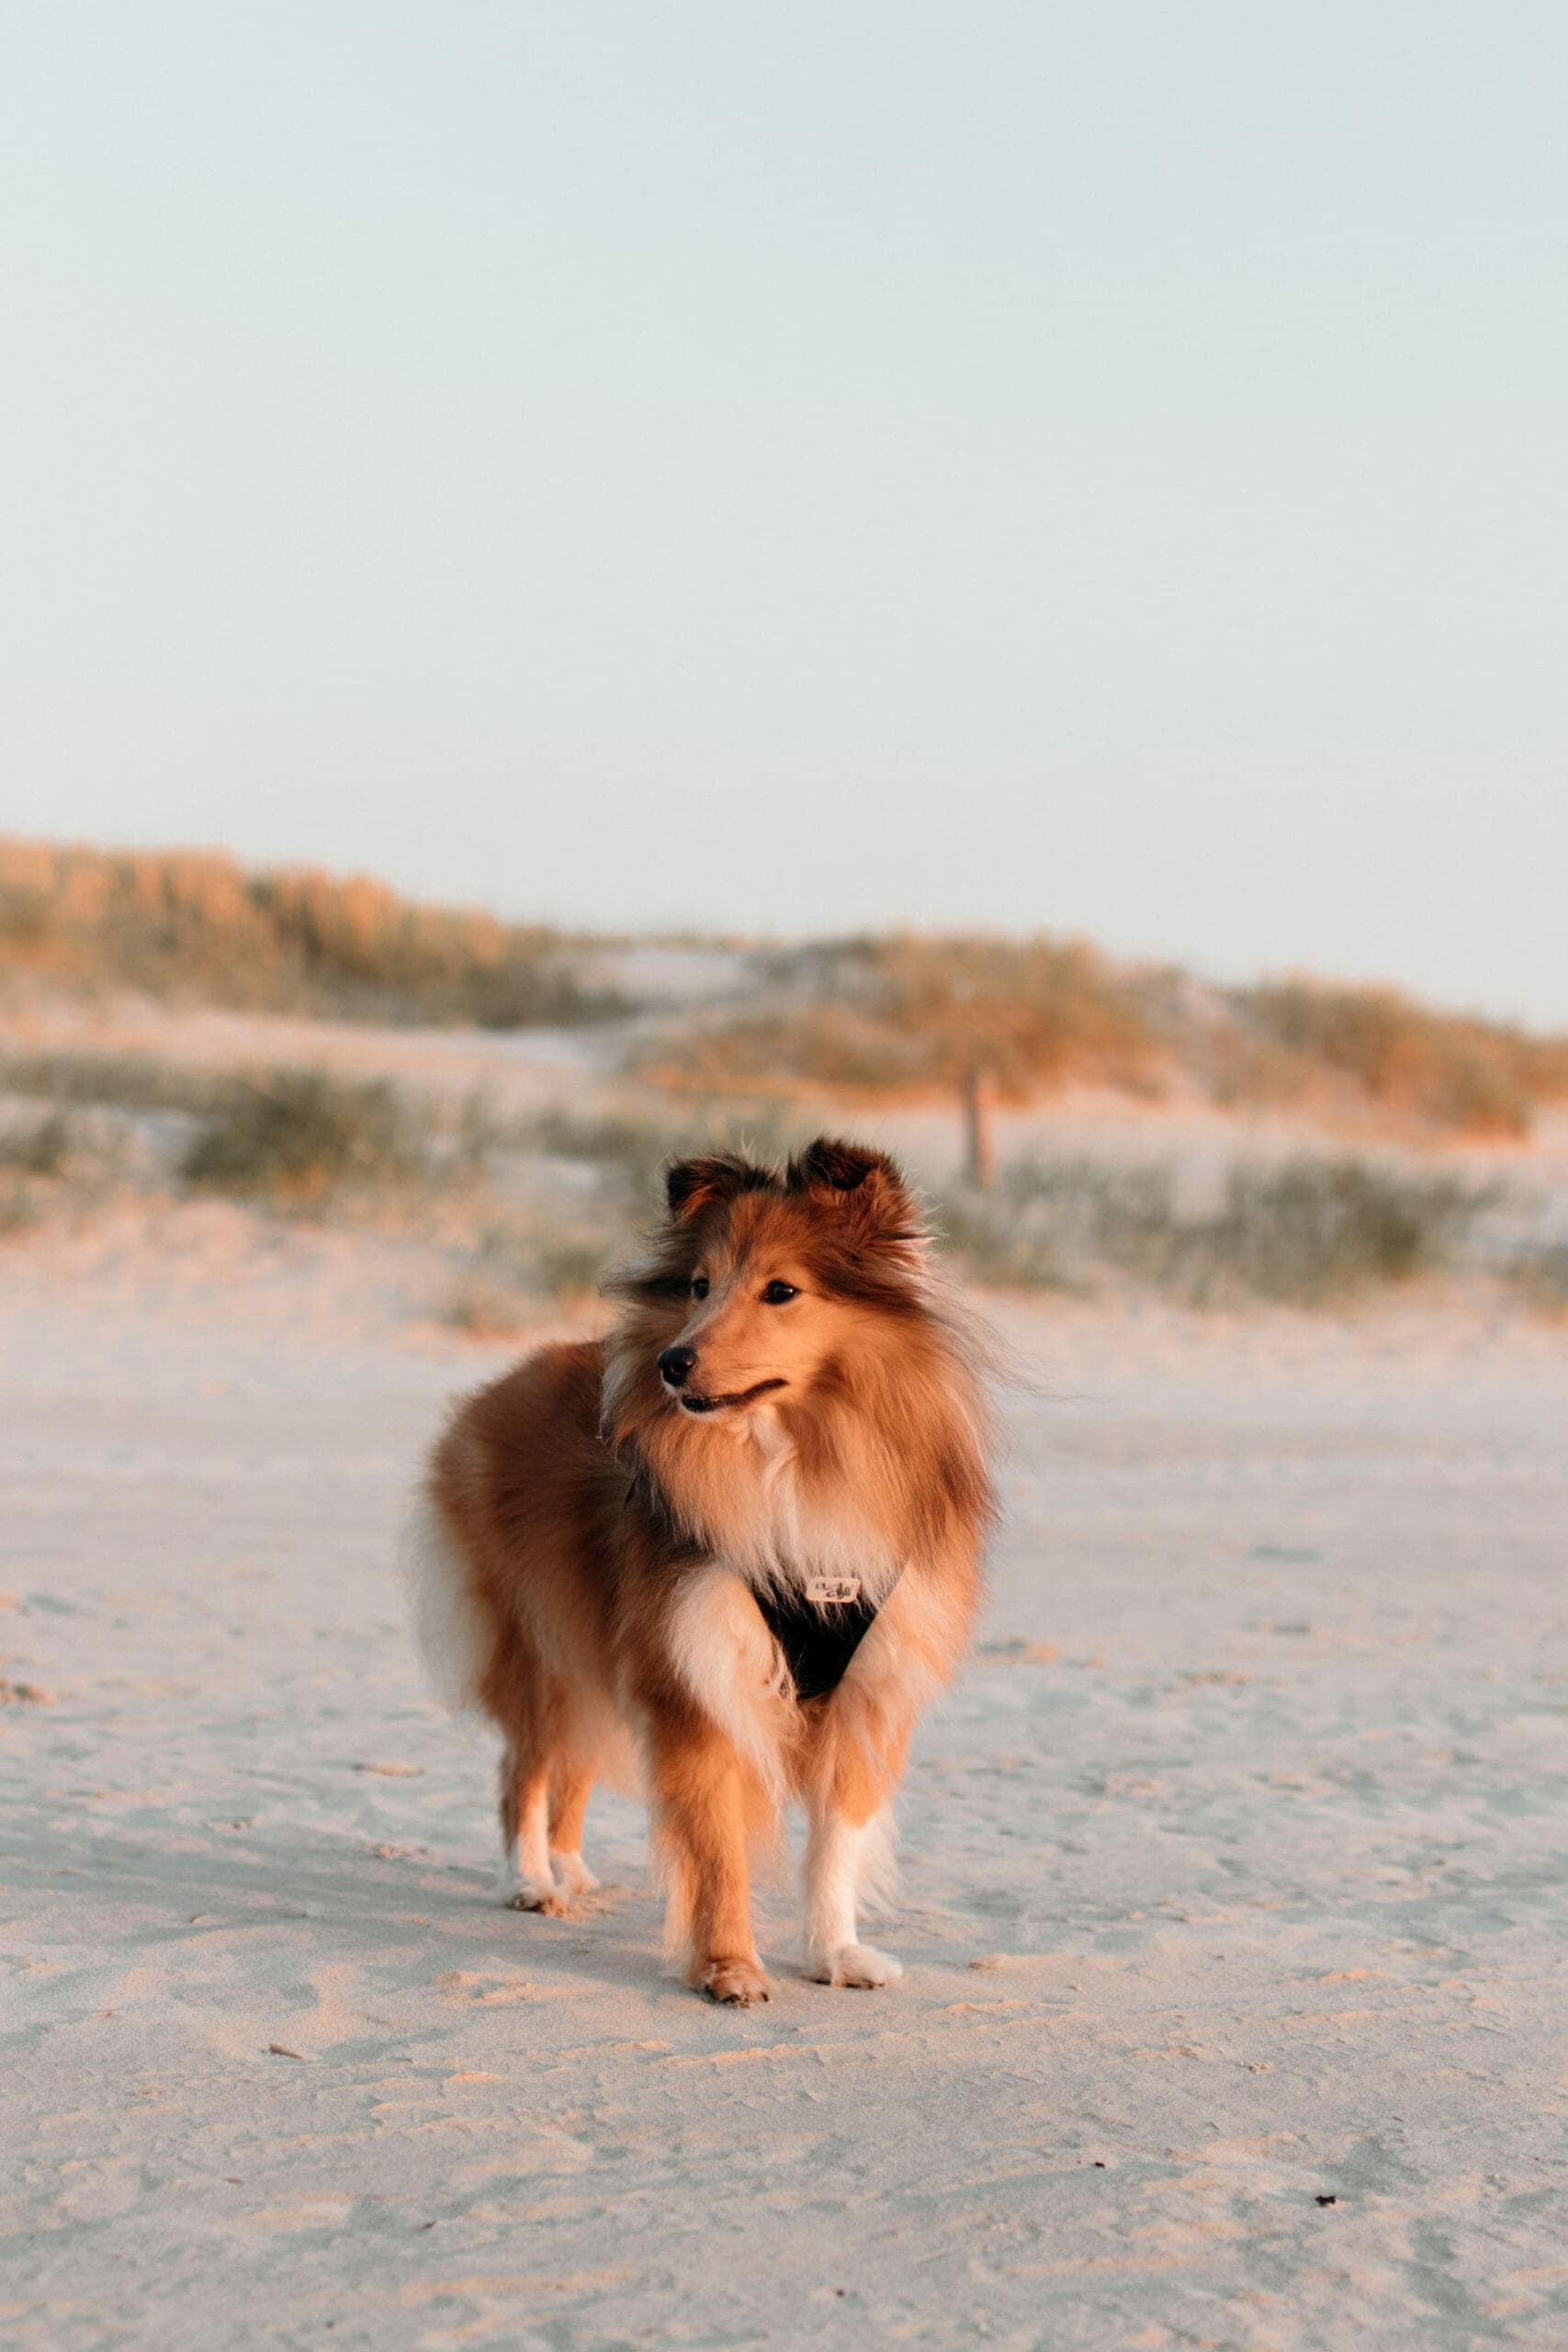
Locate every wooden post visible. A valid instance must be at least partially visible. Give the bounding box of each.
[961,1066,997,1190]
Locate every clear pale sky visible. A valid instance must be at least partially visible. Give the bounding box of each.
[5,5,1566,1021]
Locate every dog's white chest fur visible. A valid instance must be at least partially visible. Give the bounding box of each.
[725,1409,898,1602]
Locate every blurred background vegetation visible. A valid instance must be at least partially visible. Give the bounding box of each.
[5,836,1567,1323]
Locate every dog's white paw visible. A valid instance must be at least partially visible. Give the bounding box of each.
[549,1849,600,1897]
[809,1942,903,1989]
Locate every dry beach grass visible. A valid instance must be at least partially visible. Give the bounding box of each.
[8,838,1568,1135]
[3,1030,1565,1323]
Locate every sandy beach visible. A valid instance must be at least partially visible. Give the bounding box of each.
[6,1232,1567,2350]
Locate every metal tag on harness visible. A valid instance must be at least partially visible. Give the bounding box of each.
[805,1576,862,1605]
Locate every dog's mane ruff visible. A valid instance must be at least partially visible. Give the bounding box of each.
[599,1139,994,1580]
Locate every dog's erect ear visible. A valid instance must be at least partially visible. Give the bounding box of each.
[664,1152,766,1220]
[787,1136,923,1246]
[792,1138,884,1194]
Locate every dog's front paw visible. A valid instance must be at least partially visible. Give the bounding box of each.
[701,1956,771,2007]
[808,1942,902,1989]
[506,1876,570,1917]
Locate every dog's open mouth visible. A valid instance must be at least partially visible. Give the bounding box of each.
[677,1378,787,1416]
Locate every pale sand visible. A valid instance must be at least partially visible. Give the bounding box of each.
[5,1250,1568,2349]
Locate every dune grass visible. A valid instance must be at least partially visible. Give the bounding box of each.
[646,934,1159,1099]
[9,836,1568,1138]
[940,1156,1496,1306]
[440,1229,614,1336]
[6,1033,1564,1315]
[528,1099,801,1193]
[0,1109,72,1178]
[0,838,625,1027]
[0,1046,240,1117]
[0,1047,429,1207]
[640,935,1568,1138]
[1231,979,1568,1138]
[179,1071,419,1203]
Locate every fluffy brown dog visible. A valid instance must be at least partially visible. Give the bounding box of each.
[412,1137,993,2005]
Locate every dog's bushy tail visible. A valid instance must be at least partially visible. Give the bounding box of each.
[403,1495,487,1715]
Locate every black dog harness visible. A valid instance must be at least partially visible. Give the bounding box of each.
[753,1574,897,1703]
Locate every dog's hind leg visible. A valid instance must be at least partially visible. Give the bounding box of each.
[498,1742,567,1915]
[547,1763,600,1898]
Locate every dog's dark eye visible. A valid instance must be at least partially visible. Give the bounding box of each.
[761,1281,798,1306]
[691,1275,709,1300]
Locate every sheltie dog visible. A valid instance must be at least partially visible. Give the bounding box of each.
[412,1136,993,2005]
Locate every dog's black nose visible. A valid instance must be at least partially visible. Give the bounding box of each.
[659,1345,697,1388]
